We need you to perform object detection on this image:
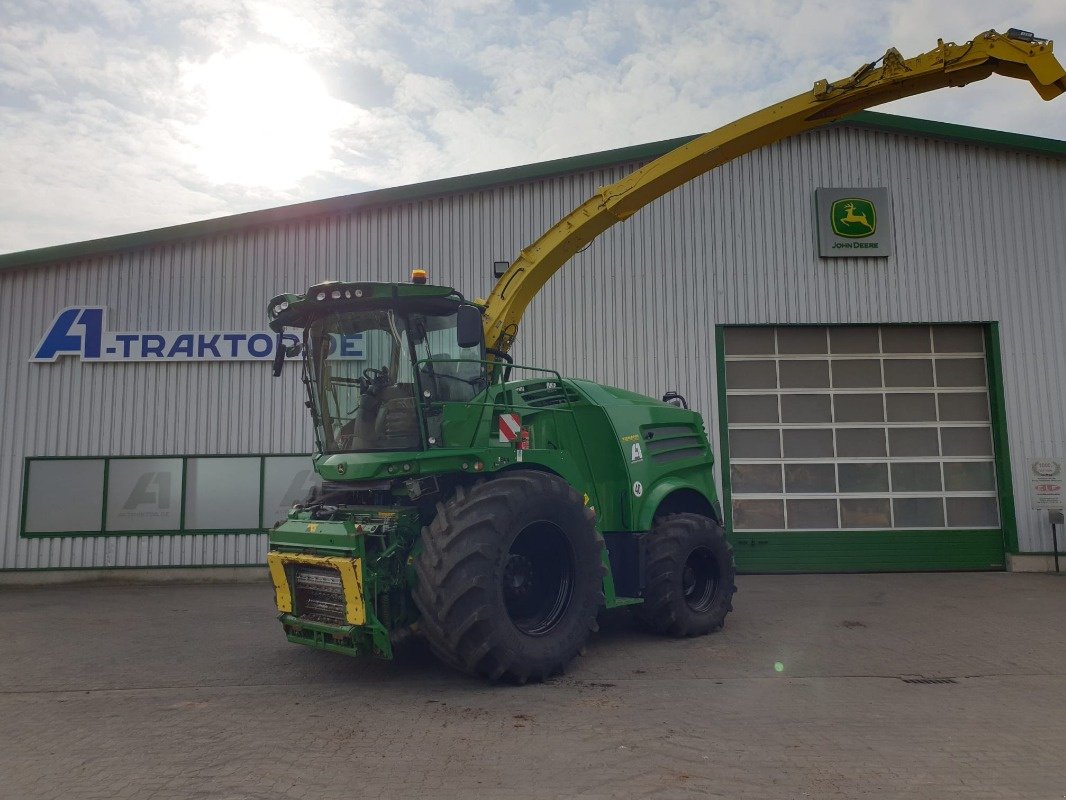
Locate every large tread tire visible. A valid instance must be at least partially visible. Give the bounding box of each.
[637,513,736,637]
[412,472,605,683]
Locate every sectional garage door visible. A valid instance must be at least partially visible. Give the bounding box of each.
[720,324,1009,572]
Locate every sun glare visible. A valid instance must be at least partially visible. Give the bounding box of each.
[186,45,351,188]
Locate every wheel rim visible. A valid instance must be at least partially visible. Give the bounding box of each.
[503,521,575,637]
[682,546,720,613]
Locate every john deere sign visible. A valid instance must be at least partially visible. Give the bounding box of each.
[816,188,893,257]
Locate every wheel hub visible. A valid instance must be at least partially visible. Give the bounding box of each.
[504,554,535,599]
[502,522,575,637]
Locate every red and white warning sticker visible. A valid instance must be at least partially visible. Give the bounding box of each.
[498,412,521,443]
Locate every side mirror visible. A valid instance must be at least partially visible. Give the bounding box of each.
[456,304,483,349]
[271,334,286,377]
[272,336,303,377]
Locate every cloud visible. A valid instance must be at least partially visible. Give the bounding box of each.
[1,0,1064,254]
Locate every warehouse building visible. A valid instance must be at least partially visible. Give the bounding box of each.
[1,110,1063,577]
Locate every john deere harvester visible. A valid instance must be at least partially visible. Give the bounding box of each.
[265,29,1064,681]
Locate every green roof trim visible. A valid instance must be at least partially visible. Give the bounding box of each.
[847,110,1066,157]
[2,110,1063,272]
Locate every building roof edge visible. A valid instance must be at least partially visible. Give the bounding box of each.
[1,110,1062,272]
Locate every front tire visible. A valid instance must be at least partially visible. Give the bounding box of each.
[412,472,605,682]
[637,513,736,637]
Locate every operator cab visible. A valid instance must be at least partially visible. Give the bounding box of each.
[268,279,486,453]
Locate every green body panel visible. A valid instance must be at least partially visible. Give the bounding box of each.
[267,280,721,659]
[732,530,1006,573]
[299,374,719,538]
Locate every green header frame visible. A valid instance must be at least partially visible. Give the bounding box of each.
[20,453,312,539]
[2,111,1063,272]
[714,322,1018,573]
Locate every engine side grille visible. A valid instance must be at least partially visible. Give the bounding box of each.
[293,565,347,625]
[515,381,579,408]
[642,424,707,464]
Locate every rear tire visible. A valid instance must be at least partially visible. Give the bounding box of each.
[412,472,605,682]
[637,513,736,637]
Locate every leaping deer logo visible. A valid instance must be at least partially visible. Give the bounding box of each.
[831,198,877,238]
[839,202,873,231]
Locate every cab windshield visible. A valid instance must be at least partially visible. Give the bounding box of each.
[306,303,484,453]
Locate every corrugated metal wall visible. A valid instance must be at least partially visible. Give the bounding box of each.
[1,123,1063,569]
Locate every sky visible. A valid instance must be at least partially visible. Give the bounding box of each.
[2,0,1064,255]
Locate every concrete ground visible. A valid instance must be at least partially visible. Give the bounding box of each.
[1,573,1064,800]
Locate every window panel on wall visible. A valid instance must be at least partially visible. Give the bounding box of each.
[106,458,183,532]
[729,429,781,459]
[832,359,882,388]
[893,498,945,528]
[943,462,996,491]
[727,360,777,389]
[733,499,785,530]
[784,464,836,493]
[837,428,887,458]
[23,459,105,534]
[185,457,261,530]
[838,463,889,493]
[946,497,1000,527]
[22,454,323,538]
[884,359,934,387]
[776,328,827,354]
[782,429,834,458]
[890,462,943,493]
[731,464,783,493]
[727,394,779,424]
[781,394,831,423]
[936,359,987,387]
[886,393,937,422]
[262,457,322,526]
[888,428,939,457]
[937,393,989,422]
[941,427,993,457]
[881,326,931,353]
[834,394,885,423]
[779,360,830,389]
[840,498,892,528]
[723,323,1000,534]
[724,327,775,356]
[933,325,984,353]
[787,499,838,529]
[829,326,880,354]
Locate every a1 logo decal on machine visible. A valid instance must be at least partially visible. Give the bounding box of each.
[621,433,643,463]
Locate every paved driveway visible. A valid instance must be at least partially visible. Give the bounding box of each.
[1,573,1064,799]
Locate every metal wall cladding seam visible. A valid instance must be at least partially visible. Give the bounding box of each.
[1,124,1064,569]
